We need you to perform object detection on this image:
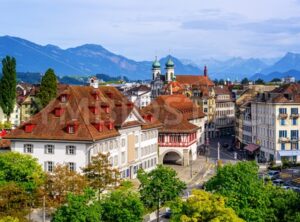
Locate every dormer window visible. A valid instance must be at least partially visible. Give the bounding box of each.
[59,93,70,103]
[143,114,153,122]
[54,107,64,117]
[93,121,104,132]
[89,105,99,114]
[66,120,79,134]
[126,102,134,108]
[24,123,36,133]
[105,120,114,130]
[91,91,100,100]
[101,103,110,113]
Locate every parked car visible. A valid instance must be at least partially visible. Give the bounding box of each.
[162,208,172,219]
[267,170,280,180]
[272,179,284,186]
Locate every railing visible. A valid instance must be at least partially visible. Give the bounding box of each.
[278,113,288,119]
[279,137,290,143]
[290,114,299,119]
[291,137,299,142]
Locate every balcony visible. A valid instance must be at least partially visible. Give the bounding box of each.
[290,113,299,119]
[291,137,299,143]
[278,113,288,119]
[279,137,290,143]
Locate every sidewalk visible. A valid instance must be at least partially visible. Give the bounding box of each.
[166,156,215,186]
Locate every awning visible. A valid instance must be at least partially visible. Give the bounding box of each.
[278,150,300,156]
[244,144,260,152]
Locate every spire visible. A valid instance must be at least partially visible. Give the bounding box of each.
[204,66,208,77]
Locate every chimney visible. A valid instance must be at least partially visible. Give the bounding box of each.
[204,66,208,77]
[89,77,99,89]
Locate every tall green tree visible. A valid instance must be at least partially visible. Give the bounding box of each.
[37,68,57,107]
[0,56,17,121]
[255,78,265,85]
[171,190,244,222]
[241,78,249,85]
[101,190,144,222]
[52,189,101,222]
[137,165,186,221]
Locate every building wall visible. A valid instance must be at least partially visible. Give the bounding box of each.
[11,140,89,172]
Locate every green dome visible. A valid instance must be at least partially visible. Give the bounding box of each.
[166,57,174,68]
[152,58,161,68]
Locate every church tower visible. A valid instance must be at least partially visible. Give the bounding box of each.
[165,57,175,82]
[152,57,161,80]
[204,65,208,77]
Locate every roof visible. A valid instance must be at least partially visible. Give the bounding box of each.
[255,83,300,104]
[127,85,151,94]
[6,85,157,142]
[214,86,231,95]
[0,139,11,149]
[176,75,214,87]
[141,94,205,133]
[164,81,184,94]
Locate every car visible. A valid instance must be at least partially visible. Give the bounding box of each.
[267,170,280,180]
[272,179,284,186]
[162,208,172,219]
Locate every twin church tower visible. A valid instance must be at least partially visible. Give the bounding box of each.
[152,57,175,82]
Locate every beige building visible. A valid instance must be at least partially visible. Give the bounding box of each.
[252,84,300,164]
[214,86,235,136]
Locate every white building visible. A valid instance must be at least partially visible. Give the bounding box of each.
[142,94,206,166]
[5,85,161,179]
[251,84,300,164]
[0,103,21,128]
[125,85,152,108]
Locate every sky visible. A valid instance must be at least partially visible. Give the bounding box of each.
[2,0,300,62]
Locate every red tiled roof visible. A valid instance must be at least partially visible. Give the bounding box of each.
[6,86,154,142]
[176,75,214,87]
[141,94,205,133]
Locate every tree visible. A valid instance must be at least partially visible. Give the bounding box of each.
[205,161,300,222]
[101,190,144,222]
[52,188,101,222]
[137,165,186,221]
[171,189,244,222]
[213,79,218,85]
[255,78,265,84]
[0,216,19,222]
[241,78,249,85]
[0,182,30,220]
[44,164,88,207]
[218,79,225,85]
[0,56,17,122]
[82,153,120,200]
[0,152,45,192]
[37,68,57,107]
[270,78,281,83]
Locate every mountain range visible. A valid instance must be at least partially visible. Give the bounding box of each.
[0,35,300,81]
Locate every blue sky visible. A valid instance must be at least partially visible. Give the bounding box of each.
[2,0,300,61]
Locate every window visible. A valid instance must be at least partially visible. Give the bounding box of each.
[66,145,76,155]
[45,145,54,154]
[135,135,138,144]
[280,119,285,126]
[204,108,208,113]
[68,162,76,171]
[279,108,287,114]
[122,138,126,147]
[68,126,75,134]
[292,143,299,150]
[45,161,54,172]
[293,118,297,125]
[281,143,285,151]
[279,130,287,138]
[291,130,299,140]
[24,144,33,153]
[291,108,298,114]
[121,152,125,164]
[113,156,118,166]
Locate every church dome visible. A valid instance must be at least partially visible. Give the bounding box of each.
[166,57,174,68]
[152,58,161,68]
